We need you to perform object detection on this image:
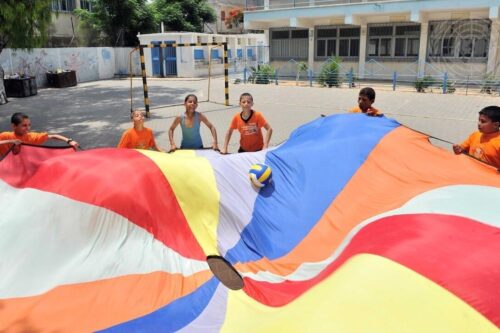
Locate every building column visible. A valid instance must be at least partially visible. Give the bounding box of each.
[308,28,314,72]
[487,20,500,75]
[358,25,367,79]
[264,0,269,10]
[417,21,428,78]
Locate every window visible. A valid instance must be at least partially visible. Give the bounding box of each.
[291,30,308,39]
[317,40,326,57]
[350,39,359,57]
[407,38,419,56]
[474,38,488,57]
[428,20,490,60]
[368,39,378,56]
[80,0,91,11]
[339,39,349,57]
[316,26,360,59]
[270,28,308,60]
[51,0,76,12]
[442,37,454,57]
[367,23,420,58]
[459,38,473,57]
[272,30,289,39]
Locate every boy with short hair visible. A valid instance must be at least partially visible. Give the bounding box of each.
[453,106,500,168]
[0,112,79,156]
[221,93,273,154]
[117,109,164,152]
[350,87,382,116]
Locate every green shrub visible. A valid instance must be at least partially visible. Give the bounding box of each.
[414,76,436,93]
[318,57,342,87]
[249,64,275,84]
[480,73,497,94]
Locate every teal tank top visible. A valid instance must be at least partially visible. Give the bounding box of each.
[180,112,203,149]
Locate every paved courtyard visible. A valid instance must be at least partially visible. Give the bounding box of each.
[0,77,497,153]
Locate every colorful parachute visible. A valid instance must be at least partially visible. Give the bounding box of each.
[1,114,499,332]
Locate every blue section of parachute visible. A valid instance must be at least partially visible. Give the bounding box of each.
[99,278,220,333]
[226,114,400,263]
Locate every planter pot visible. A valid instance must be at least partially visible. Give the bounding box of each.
[4,77,37,98]
[46,71,77,88]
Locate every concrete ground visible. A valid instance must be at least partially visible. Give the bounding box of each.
[0,76,496,153]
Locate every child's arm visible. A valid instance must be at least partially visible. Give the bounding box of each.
[48,134,79,149]
[199,114,219,150]
[221,128,234,154]
[168,117,181,152]
[263,123,273,149]
[0,139,22,146]
[153,142,165,153]
[453,134,472,155]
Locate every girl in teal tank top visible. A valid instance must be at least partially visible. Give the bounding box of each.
[168,94,220,152]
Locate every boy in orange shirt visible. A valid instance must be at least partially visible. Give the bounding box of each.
[0,112,79,156]
[117,110,164,151]
[453,106,500,168]
[350,87,382,116]
[221,93,272,154]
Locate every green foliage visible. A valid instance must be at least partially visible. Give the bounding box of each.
[318,57,342,87]
[296,61,308,85]
[0,0,53,52]
[441,80,456,94]
[480,73,498,94]
[151,0,216,32]
[75,0,156,46]
[414,76,436,93]
[249,64,274,84]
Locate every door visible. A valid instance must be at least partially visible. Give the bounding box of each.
[163,40,177,76]
[151,41,161,76]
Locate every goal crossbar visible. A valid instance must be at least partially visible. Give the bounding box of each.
[138,42,230,117]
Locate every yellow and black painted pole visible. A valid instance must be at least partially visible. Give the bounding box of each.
[138,46,150,118]
[223,42,229,106]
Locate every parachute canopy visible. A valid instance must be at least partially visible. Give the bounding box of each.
[1,114,499,332]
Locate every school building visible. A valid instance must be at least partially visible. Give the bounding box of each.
[243,0,500,80]
[137,32,267,78]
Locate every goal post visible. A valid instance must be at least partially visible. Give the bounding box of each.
[138,42,230,117]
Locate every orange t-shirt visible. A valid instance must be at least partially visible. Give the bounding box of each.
[460,131,500,168]
[350,105,382,115]
[0,131,48,156]
[230,111,267,152]
[117,127,156,150]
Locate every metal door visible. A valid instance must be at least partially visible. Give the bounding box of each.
[151,41,161,76]
[164,40,177,76]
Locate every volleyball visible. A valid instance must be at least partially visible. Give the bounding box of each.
[248,163,272,188]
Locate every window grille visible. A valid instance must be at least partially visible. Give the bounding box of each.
[428,20,490,60]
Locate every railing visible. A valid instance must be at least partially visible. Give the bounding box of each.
[234,59,500,97]
[245,0,417,11]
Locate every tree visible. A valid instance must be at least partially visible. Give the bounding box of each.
[75,0,156,47]
[151,0,216,32]
[224,8,243,31]
[296,61,308,86]
[0,0,53,104]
